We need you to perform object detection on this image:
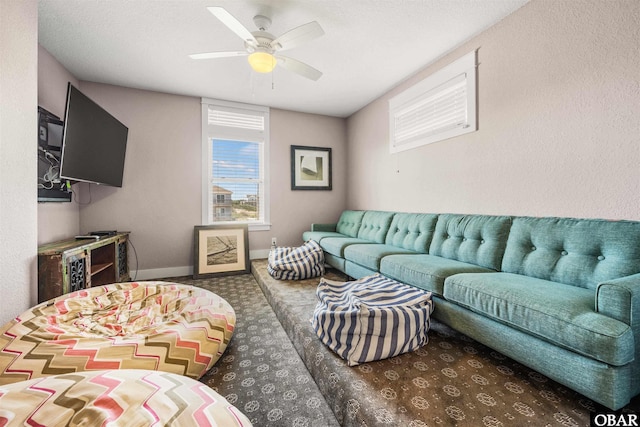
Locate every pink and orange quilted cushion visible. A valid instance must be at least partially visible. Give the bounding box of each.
[0,282,235,385]
[0,369,251,426]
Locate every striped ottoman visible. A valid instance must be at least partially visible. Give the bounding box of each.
[268,240,325,280]
[0,282,235,385]
[0,369,251,426]
[312,274,433,366]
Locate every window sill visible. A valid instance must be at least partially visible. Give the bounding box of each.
[211,221,271,232]
[249,223,271,232]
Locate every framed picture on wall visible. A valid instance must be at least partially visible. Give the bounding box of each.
[193,224,250,278]
[291,145,332,190]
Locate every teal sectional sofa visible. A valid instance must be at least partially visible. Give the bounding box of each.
[303,210,640,410]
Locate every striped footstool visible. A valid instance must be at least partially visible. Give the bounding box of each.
[268,240,325,280]
[0,369,251,426]
[0,282,235,385]
[312,274,434,366]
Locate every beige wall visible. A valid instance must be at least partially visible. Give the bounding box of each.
[347,0,640,221]
[34,0,638,284]
[0,0,39,324]
[37,46,81,244]
[264,108,347,250]
[72,84,347,278]
[76,83,202,279]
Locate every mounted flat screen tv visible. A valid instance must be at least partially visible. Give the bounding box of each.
[60,83,128,187]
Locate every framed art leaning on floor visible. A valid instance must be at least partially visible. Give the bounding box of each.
[193,224,250,278]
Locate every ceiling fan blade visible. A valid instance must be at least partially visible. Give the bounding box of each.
[189,51,248,60]
[207,6,257,45]
[272,21,324,51]
[275,55,322,81]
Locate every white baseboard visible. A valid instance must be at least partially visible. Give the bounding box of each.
[132,266,193,281]
[250,249,269,260]
[133,250,269,281]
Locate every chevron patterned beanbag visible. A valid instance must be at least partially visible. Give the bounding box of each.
[0,369,252,426]
[268,240,325,280]
[0,282,235,385]
[312,274,433,366]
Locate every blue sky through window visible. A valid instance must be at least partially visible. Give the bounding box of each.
[212,139,259,201]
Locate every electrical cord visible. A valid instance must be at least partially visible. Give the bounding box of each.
[37,146,66,191]
[42,164,60,183]
[38,146,60,164]
[38,176,54,189]
[128,237,139,281]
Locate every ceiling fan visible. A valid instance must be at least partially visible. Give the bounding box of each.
[190,7,324,81]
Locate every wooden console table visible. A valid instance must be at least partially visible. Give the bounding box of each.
[38,232,130,303]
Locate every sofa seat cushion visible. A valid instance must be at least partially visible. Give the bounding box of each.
[379,254,495,296]
[344,244,416,271]
[303,230,347,243]
[319,237,374,257]
[443,272,634,366]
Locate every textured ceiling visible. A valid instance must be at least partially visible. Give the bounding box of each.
[38,0,528,118]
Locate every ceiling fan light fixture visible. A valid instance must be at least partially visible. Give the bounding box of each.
[248,51,276,73]
[193,7,324,80]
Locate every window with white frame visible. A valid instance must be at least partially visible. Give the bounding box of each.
[201,99,270,230]
[389,50,477,153]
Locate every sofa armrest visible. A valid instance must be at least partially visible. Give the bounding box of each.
[311,223,337,232]
[596,272,640,326]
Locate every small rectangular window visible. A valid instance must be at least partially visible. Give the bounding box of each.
[202,99,270,230]
[389,50,477,153]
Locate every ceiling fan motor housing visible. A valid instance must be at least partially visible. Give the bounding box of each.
[245,31,277,54]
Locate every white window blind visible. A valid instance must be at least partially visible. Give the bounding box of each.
[389,50,477,153]
[201,99,270,230]
[208,109,265,131]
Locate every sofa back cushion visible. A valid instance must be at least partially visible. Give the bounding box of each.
[429,214,512,270]
[502,217,640,289]
[356,211,395,243]
[336,210,366,237]
[385,213,439,253]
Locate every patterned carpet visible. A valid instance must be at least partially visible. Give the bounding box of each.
[167,264,640,426]
[170,272,340,427]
